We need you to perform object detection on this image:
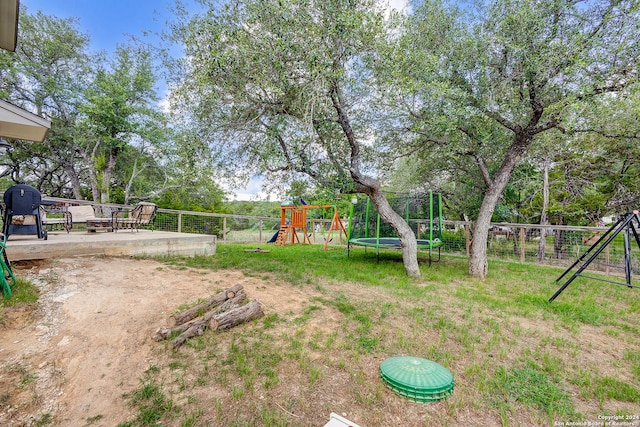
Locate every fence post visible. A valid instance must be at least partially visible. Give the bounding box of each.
[178,213,182,233]
[465,223,471,257]
[520,226,525,262]
[222,217,227,242]
[259,220,263,243]
[605,244,610,275]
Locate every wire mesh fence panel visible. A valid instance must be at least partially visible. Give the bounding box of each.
[153,211,180,232]
[223,217,280,243]
[147,211,640,280]
[460,223,640,280]
[183,214,225,236]
[36,197,640,281]
[441,225,468,256]
[151,210,279,243]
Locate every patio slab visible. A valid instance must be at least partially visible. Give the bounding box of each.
[5,230,217,261]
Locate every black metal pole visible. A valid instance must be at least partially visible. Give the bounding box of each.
[624,213,640,287]
[624,222,632,287]
[630,214,640,249]
[549,212,637,302]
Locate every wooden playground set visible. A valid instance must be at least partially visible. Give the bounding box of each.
[271,203,348,250]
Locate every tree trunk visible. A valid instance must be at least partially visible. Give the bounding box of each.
[100,151,117,203]
[94,150,117,216]
[468,196,494,278]
[80,142,102,203]
[469,135,531,279]
[123,151,149,204]
[65,167,84,200]
[367,188,420,278]
[88,162,100,203]
[537,157,550,261]
[329,82,420,278]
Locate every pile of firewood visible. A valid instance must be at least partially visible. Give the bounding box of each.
[152,284,264,349]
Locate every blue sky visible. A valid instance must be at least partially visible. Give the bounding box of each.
[20,0,180,53]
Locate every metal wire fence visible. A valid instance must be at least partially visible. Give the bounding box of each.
[151,210,638,276]
[148,208,352,246]
[39,198,639,276]
[439,220,640,277]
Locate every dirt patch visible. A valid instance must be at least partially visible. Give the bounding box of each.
[0,256,305,426]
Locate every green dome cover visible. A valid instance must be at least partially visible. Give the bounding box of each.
[380,356,454,403]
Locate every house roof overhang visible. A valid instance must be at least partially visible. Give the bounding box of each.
[0,0,19,52]
[0,99,51,142]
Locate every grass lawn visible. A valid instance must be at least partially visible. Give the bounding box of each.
[116,244,640,426]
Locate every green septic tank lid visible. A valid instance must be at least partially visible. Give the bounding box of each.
[380,356,454,403]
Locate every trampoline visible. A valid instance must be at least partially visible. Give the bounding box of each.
[347,192,444,265]
[348,237,442,249]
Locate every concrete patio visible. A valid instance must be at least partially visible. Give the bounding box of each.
[5,229,217,261]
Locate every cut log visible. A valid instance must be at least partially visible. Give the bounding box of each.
[170,284,243,326]
[152,289,247,342]
[169,291,247,349]
[209,299,264,331]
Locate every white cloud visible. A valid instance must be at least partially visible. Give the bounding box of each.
[223,176,279,201]
[385,0,411,16]
[388,0,410,12]
[158,96,171,113]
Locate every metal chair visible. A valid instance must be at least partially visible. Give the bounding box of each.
[113,202,157,232]
[2,184,47,240]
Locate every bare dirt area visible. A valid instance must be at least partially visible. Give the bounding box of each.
[0,256,308,427]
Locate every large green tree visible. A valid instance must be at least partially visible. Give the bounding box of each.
[172,0,424,276]
[0,10,91,196]
[395,0,640,278]
[77,44,166,204]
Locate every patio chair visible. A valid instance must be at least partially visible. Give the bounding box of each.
[40,204,72,233]
[113,202,157,232]
[2,184,47,240]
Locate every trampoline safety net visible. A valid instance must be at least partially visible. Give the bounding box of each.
[348,192,443,246]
